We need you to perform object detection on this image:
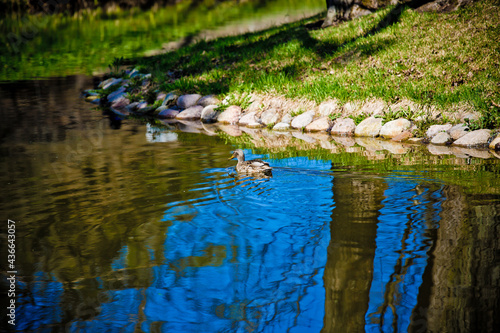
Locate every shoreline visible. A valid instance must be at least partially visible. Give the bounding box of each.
[83,72,500,160]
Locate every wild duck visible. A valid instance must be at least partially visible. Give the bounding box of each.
[228,149,272,175]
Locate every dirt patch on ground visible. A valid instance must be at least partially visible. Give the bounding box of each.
[245,92,480,122]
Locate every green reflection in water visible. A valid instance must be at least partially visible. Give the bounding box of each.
[0,0,323,81]
[221,131,500,195]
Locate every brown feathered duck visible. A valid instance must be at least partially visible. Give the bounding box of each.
[228,149,272,176]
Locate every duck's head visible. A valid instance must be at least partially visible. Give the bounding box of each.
[228,149,245,162]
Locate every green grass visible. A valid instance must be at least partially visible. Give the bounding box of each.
[131,0,499,127]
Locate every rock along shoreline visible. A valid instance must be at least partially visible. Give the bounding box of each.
[83,70,500,159]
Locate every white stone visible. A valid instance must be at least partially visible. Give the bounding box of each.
[177,94,202,109]
[426,124,452,138]
[158,108,180,119]
[448,123,469,140]
[291,111,315,129]
[217,105,242,124]
[354,117,383,137]
[273,123,291,131]
[305,117,332,132]
[379,118,411,139]
[430,132,451,145]
[176,105,204,120]
[198,95,220,107]
[330,118,356,136]
[453,129,492,147]
[239,112,259,126]
[260,109,280,125]
[201,105,219,123]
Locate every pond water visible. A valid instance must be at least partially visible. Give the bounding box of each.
[1,76,499,332]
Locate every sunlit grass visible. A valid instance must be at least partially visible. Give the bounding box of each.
[137,1,499,118]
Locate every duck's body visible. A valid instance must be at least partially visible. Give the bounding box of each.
[229,149,272,175]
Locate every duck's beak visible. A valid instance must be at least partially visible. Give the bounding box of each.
[228,152,235,160]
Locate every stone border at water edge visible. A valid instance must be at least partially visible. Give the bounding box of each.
[83,72,500,159]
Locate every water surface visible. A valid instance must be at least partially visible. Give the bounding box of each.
[1,77,499,332]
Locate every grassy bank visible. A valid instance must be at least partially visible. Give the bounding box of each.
[132,0,499,126]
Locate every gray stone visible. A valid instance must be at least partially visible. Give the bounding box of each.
[154,106,168,115]
[489,135,500,150]
[273,122,291,131]
[239,112,259,126]
[90,98,101,105]
[176,105,204,120]
[201,105,220,123]
[426,124,453,138]
[291,111,315,129]
[217,105,242,124]
[158,108,180,119]
[111,97,130,109]
[354,117,383,137]
[156,92,167,102]
[129,68,140,78]
[101,78,123,90]
[177,94,202,109]
[197,95,220,107]
[260,109,280,125]
[452,129,492,147]
[379,118,412,139]
[305,117,332,132]
[430,132,452,145]
[125,102,140,112]
[330,118,356,136]
[448,123,469,140]
[162,92,179,107]
[99,77,114,88]
[107,87,127,103]
[136,101,148,110]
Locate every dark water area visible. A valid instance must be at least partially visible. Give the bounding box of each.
[1,76,499,332]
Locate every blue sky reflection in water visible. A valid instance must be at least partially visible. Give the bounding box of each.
[12,150,450,332]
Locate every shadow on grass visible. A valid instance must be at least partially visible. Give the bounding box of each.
[130,1,424,95]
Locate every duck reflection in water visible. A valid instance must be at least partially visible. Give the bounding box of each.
[228,149,272,177]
